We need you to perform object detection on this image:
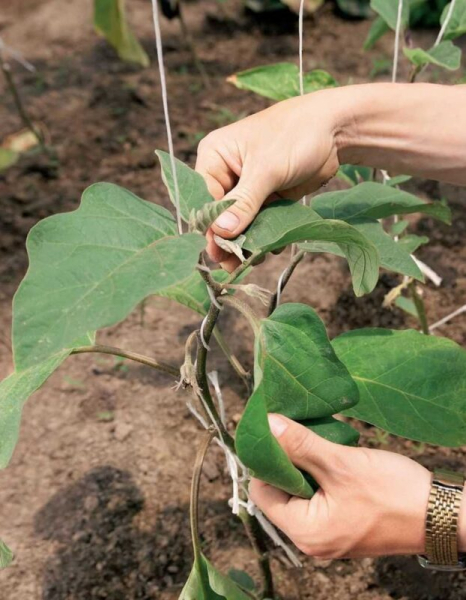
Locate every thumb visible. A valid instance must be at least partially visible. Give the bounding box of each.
[268,414,342,483]
[211,175,272,239]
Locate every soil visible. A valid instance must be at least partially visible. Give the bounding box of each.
[0,1,465,599]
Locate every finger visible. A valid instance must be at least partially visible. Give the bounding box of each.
[268,414,342,483]
[220,255,240,273]
[250,478,310,536]
[211,174,274,239]
[195,143,238,200]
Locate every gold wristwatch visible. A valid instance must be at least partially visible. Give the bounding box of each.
[418,469,466,571]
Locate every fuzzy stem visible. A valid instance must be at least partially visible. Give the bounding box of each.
[268,250,305,315]
[0,50,44,148]
[71,344,179,378]
[409,281,430,335]
[190,429,216,562]
[223,253,259,287]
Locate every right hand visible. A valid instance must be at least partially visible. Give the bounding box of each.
[195,91,343,271]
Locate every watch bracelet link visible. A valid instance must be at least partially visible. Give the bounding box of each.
[418,469,466,571]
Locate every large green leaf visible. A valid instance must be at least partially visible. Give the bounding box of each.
[0,350,70,469]
[93,0,149,67]
[440,1,466,40]
[180,554,251,600]
[403,41,461,70]
[241,200,380,296]
[370,0,409,30]
[156,151,215,223]
[333,329,466,446]
[337,164,373,186]
[236,304,360,498]
[300,217,423,280]
[311,182,451,223]
[0,540,13,569]
[13,183,205,369]
[228,62,337,101]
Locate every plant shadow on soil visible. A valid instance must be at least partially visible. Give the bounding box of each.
[33,465,246,599]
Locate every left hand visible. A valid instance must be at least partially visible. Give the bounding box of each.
[249,414,432,559]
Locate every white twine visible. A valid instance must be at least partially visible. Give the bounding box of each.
[0,38,35,72]
[187,401,209,429]
[435,0,457,46]
[412,257,442,287]
[429,304,466,332]
[150,0,183,235]
[199,315,211,350]
[392,0,404,83]
[208,371,226,426]
[275,263,288,307]
[206,285,223,310]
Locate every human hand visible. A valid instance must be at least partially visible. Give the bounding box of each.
[249,414,436,559]
[195,91,343,271]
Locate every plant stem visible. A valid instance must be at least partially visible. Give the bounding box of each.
[190,428,216,562]
[223,253,259,287]
[71,344,179,378]
[239,508,274,599]
[195,303,236,450]
[268,249,305,315]
[178,3,210,89]
[409,281,430,335]
[0,50,44,148]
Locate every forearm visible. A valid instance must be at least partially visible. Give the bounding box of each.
[318,83,466,186]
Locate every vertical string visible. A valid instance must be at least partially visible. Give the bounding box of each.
[150,0,183,235]
[392,0,404,82]
[435,0,457,46]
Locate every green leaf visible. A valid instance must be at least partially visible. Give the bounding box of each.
[312,182,451,223]
[257,304,359,420]
[0,148,19,172]
[159,269,230,315]
[301,217,423,280]
[395,296,418,317]
[303,416,360,446]
[390,219,409,236]
[337,164,373,186]
[370,0,409,30]
[0,540,14,569]
[236,304,359,498]
[241,200,380,296]
[0,350,70,469]
[180,554,251,600]
[333,329,466,446]
[336,0,372,18]
[364,16,391,49]
[156,150,215,223]
[403,41,461,71]
[228,569,256,593]
[440,1,466,40]
[397,233,429,254]
[386,174,412,187]
[228,62,337,101]
[93,0,149,67]
[13,183,205,370]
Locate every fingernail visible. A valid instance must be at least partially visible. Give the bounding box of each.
[214,211,239,232]
[268,414,288,438]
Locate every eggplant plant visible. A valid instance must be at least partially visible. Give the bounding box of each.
[1,148,466,598]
